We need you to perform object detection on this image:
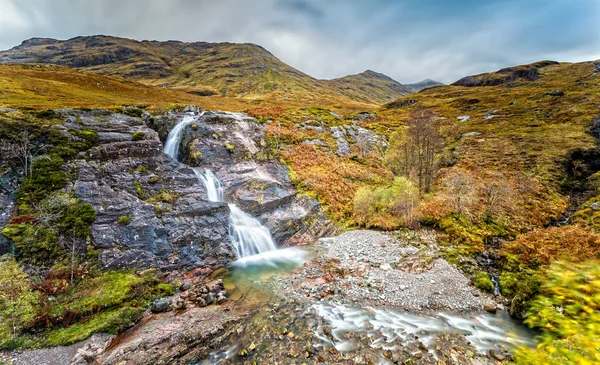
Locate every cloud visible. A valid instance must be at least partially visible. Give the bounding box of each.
[0,0,598,83]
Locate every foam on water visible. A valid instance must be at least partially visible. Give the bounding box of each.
[311,302,535,354]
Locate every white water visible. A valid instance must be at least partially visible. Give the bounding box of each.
[312,303,535,355]
[193,168,225,203]
[165,113,292,263]
[164,112,203,160]
[228,204,278,257]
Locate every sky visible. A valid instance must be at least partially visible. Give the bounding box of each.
[0,0,599,83]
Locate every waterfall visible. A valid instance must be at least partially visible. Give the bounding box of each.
[165,113,285,261]
[193,168,224,203]
[193,167,278,258]
[228,204,278,257]
[164,112,203,160]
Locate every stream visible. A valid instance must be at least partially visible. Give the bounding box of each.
[164,113,537,364]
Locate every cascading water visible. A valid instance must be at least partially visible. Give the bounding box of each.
[164,112,203,160]
[165,113,305,266]
[228,204,278,257]
[193,168,224,203]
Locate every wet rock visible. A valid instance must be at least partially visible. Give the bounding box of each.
[489,349,510,361]
[483,301,497,313]
[544,90,564,96]
[151,297,172,313]
[56,109,235,270]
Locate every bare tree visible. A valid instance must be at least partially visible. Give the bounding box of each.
[386,107,444,192]
[14,131,47,178]
[480,178,514,219]
[444,169,475,216]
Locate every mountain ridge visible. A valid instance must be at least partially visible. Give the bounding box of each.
[0,35,411,104]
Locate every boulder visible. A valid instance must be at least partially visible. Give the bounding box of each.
[151,297,172,313]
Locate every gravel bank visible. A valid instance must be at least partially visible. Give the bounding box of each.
[273,230,486,312]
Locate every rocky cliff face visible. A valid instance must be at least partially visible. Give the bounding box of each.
[56,109,234,271]
[149,109,336,247]
[0,107,334,271]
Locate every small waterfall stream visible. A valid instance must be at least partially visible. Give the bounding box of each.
[192,168,224,203]
[164,112,203,160]
[165,113,535,365]
[165,113,304,265]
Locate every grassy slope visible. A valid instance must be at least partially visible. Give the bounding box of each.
[0,35,408,104]
[0,64,374,115]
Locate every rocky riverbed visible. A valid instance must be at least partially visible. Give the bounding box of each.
[199,230,532,365]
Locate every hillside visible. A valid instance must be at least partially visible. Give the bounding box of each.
[0,35,410,105]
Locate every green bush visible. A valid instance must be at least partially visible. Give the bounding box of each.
[149,176,159,184]
[136,165,148,173]
[131,132,146,141]
[473,271,494,293]
[0,259,39,349]
[353,177,420,229]
[17,154,67,204]
[117,215,131,226]
[2,224,61,265]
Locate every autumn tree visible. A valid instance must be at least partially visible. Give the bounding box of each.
[386,107,443,192]
[0,258,38,346]
[479,176,514,219]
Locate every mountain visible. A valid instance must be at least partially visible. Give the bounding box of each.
[405,78,443,92]
[324,70,412,103]
[451,60,559,87]
[0,35,410,105]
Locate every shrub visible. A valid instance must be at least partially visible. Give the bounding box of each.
[149,176,159,184]
[134,181,145,199]
[131,132,146,141]
[502,226,600,267]
[513,261,600,364]
[17,154,67,204]
[353,177,420,229]
[473,271,494,293]
[117,215,131,226]
[2,224,61,264]
[136,165,148,173]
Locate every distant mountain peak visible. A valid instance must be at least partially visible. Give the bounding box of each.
[406,79,444,92]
